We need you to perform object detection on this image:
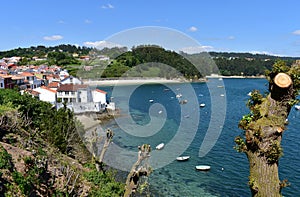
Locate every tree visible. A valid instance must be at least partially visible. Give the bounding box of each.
[124,144,152,197]
[235,60,300,196]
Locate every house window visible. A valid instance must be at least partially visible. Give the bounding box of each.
[65,91,69,95]
[0,83,3,88]
[71,91,75,95]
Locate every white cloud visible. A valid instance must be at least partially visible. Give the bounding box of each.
[84,40,124,49]
[101,3,114,9]
[43,35,63,41]
[188,26,198,32]
[227,36,235,40]
[58,20,65,24]
[292,30,300,35]
[180,45,214,54]
[85,19,92,24]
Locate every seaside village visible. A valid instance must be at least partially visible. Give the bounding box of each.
[0,56,115,114]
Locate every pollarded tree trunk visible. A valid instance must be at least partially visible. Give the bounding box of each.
[247,149,281,196]
[124,144,152,197]
[236,63,300,197]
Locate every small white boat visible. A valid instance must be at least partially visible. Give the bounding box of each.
[295,105,300,110]
[149,99,154,103]
[176,156,190,161]
[179,99,188,104]
[176,93,182,98]
[195,165,211,171]
[156,143,164,150]
[199,103,205,107]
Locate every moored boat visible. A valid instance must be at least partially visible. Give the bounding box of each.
[156,143,164,150]
[176,156,190,161]
[199,103,205,107]
[195,165,211,171]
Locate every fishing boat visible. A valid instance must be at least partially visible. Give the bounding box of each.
[295,105,300,110]
[199,103,205,107]
[176,156,190,161]
[156,143,164,150]
[195,165,211,171]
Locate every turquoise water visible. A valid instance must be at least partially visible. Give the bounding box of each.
[99,79,300,196]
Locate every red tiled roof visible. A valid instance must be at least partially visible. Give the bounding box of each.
[95,89,107,94]
[11,75,25,80]
[25,89,40,96]
[0,74,12,79]
[41,86,57,93]
[20,72,34,77]
[47,82,60,88]
[56,84,88,92]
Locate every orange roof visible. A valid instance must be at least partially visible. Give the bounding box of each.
[20,72,34,77]
[47,82,60,88]
[41,86,57,93]
[11,75,25,80]
[57,84,88,92]
[25,89,40,96]
[95,89,107,94]
[0,74,12,79]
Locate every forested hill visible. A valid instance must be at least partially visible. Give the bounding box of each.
[1,44,299,77]
[0,44,92,58]
[208,51,299,60]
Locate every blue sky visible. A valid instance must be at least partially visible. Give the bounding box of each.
[2,0,300,57]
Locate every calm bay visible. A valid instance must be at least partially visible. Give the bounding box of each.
[98,78,300,196]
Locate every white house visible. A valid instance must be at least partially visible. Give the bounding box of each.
[92,89,107,104]
[56,84,108,114]
[34,86,57,104]
[20,72,42,89]
[56,84,88,103]
[0,77,4,89]
[61,76,83,85]
[59,70,69,80]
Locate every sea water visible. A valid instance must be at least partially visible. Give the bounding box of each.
[99,78,300,197]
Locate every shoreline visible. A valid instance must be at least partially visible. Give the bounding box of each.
[206,74,265,79]
[82,78,189,86]
[82,76,265,86]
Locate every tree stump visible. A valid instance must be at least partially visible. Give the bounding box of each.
[236,60,300,197]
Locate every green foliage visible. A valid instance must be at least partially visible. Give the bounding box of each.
[247,90,263,108]
[0,103,15,114]
[234,136,247,152]
[103,45,201,79]
[12,171,33,195]
[47,51,80,66]
[263,140,283,164]
[0,89,80,154]
[0,145,13,170]
[288,61,300,94]
[84,168,125,197]
[0,44,91,59]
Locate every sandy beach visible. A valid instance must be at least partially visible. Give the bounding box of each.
[82,78,188,86]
